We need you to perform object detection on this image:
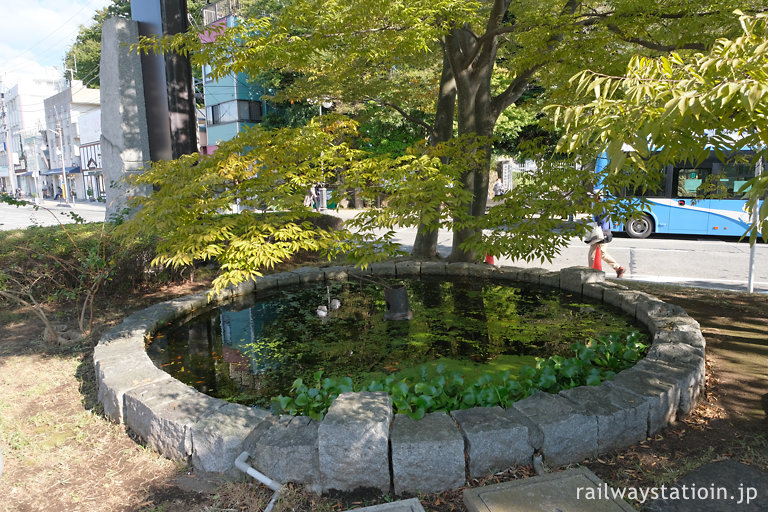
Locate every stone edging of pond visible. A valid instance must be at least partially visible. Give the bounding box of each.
[93,263,706,495]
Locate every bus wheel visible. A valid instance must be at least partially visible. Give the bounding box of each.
[626,214,653,239]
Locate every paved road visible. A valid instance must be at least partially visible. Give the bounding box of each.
[3,202,765,293]
[0,199,106,230]
[329,209,768,294]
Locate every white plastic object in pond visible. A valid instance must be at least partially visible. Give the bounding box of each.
[234,451,283,512]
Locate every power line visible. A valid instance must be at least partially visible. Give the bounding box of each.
[1,2,107,75]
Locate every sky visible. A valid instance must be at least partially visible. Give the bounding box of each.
[0,0,113,88]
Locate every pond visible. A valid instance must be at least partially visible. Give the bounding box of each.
[146,276,643,408]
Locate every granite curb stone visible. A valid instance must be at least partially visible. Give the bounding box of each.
[123,378,226,460]
[191,402,270,475]
[559,385,648,452]
[450,406,533,478]
[512,392,598,467]
[318,391,392,492]
[245,415,320,488]
[391,412,465,494]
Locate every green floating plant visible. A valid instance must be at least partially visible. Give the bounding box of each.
[271,330,648,420]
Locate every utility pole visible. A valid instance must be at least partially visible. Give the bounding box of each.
[748,156,763,293]
[31,134,43,205]
[55,106,69,205]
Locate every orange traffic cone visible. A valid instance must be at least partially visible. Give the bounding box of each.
[484,253,495,265]
[592,244,603,270]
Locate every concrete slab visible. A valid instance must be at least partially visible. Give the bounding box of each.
[341,498,425,512]
[464,466,635,512]
[644,459,768,511]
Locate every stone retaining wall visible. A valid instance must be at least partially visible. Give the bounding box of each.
[94,263,706,494]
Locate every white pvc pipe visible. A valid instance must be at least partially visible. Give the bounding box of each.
[234,451,284,512]
[234,451,282,491]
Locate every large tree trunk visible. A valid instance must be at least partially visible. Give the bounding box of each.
[446,28,497,263]
[412,49,456,260]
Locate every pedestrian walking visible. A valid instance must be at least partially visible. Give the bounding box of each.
[587,191,625,278]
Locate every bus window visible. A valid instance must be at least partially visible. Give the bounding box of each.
[719,162,753,197]
[674,168,713,199]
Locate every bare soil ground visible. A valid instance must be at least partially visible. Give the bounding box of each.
[1,280,766,511]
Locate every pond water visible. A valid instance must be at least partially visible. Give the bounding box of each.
[147,276,642,407]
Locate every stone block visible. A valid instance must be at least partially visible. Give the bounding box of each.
[93,337,147,372]
[246,415,320,486]
[395,260,421,277]
[511,392,598,467]
[318,392,392,492]
[450,406,532,478]
[191,403,270,475]
[560,384,649,452]
[492,265,524,282]
[275,271,301,289]
[646,342,705,368]
[632,359,702,417]
[290,267,327,284]
[516,268,548,285]
[218,279,256,301]
[635,295,688,328]
[647,315,702,337]
[322,266,350,282]
[347,265,373,278]
[602,288,641,317]
[445,262,491,278]
[124,379,226,460]
[606,367,679,435]
[391,412,465,494]
[98,320,149,345]
[97,355,172,423]
[420,261,447,276]
[559,267,605,295]
[539,271,561,289]
[253,274,280,292]
[369,261,397,276]
[653,328,706,350]
[582,282,607,301]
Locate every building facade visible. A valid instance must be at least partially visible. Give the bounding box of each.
[43,80,101,202]
[0,70,63,197]
[200,0,270,154]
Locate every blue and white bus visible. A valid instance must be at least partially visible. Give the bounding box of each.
[597,151,763,239]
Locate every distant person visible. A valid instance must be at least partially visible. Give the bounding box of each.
[493,177,506,197]
[588,191,625,278]
[54,186,62,200]
[309,184,319,210]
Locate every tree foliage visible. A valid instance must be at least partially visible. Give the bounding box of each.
[126,0,766,284]
[553,11,768,243]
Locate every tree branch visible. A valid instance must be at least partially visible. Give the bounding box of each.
[365,97,433,135]
[491,66,539,120]
[605,23,706,52]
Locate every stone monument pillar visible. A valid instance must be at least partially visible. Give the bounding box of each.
[100,17,152,221]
